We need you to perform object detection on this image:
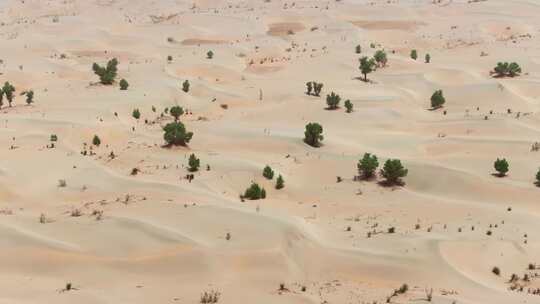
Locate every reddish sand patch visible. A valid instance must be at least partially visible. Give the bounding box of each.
[267,22,305,36]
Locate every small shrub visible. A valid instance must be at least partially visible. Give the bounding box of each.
[92,135,101,146]
[358,153,379,179]
[92,58,118,85]
[207,50,214,59]
[492,266,500,276]
[276,174,285,189]
[430,90,445,109]
[425,53,431,63]
[326,92,341,110]
[344,100,353,113]
[494,158,509,177]
[132,108,141,120]
[188,153,200,172]
[119,79,129,90]
[170,105,184,121]
[182,80,190,92]
[355,44,361,54]
[243,183,266,200]
[262,165,274,179]
[410,49,418,60]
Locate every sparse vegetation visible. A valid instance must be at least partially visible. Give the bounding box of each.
[304,122,324,147]
[494,158,509,177]
[380,159,408,185]
[276,174,285,189]
[132,108,141,120]
[163,121,193,146]
[188,153,200,172]
[493,62,522,78]
[92,58,118,85]
[170,105,184,121]
[243,183,266,200]
[359,56,376,81]
[344,99,353,113]
[430,90,445,109]
[119,79,129,90]
[92,135,101,146]
[358,153,379,179]
[410,49,418,60]
[207,50,214,59]
[326,92,341,110]
[263,165,274,179]
[306,81,323,96]
[182,80,190,93]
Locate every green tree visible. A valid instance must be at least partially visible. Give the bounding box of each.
[304,122,324,147]
[430,90,445,109]
[188,153,200,172]
[243,183,266,200]
[380,159,408,185]
[373,50,387,67]
[182,80,190,93]
[326,92,341,110]
[357,153,379,179]
[313,82,323,96]
[119,79,129,90]
[92,135,101,147]
[425,53,431,63]
[163,121,193,146]
[92,58,118,85]
[132,108,141,120]
[494,158,509,177]
[170,105,184,121]
[359,56,376,82]
[493,62,522,78]
[344,100,353,113]
[410,50,418,60]
[263,165,274,179]
[207,50,214,59]
[306,82,313,95]
[276,174,285,189]
[21,90,34,105]
[2,82,15,107]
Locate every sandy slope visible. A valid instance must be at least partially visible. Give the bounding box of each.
[1,0,540,303]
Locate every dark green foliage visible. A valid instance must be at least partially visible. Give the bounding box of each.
[243,183,266,200]
[410,50,418,60]
[182,80,190,93]
[536,168,540,186]
[119,79,129,90]
[304,122,324,147]
[380,159,408,185]
[92,58,118,85]
[263,165,274,180]
[132,108,141,120]
[373,50,387,67]
[188,153,200,172]
[430,90,445,109]
[2,82,15,107]
[494,158,509,177]
[493,62,522,77]
[163,121,193,146]
[170,105,184,121]
[50,134,58,142]
[344,100,353,113]
[355,44,362,54]
[306,82,313,95]
[207,50,214,59]
[92,135,101,147]
[425,53,431,63]
[21,90,34,104]
[359,56,376,81]
[306,81,323,96]
[357,153,379,179]
[326,92,341,110]
[276,175,285,189]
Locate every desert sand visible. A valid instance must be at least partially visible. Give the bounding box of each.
[1,0,540,303]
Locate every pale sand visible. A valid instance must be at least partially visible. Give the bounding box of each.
[1,0,540,303]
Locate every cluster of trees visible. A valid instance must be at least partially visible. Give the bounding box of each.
[0,82,34,107]
[357,153,408,185]
[306,81,323,96]
[263,165,285,189]
[92,58,118,85]
[410,49,430,63]
[242,183,266,200]
[325,92,353,113]
[492,62,522,78]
